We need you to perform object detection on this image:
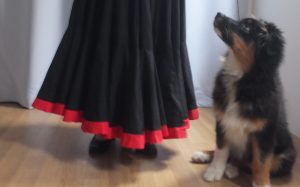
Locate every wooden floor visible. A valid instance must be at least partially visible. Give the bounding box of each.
[0,104,299,187]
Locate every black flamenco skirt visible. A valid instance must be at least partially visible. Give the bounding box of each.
[33,0,199,149]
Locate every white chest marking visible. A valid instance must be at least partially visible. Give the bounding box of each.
[218,52,256,155]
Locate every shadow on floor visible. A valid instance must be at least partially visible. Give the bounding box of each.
[0,123,177,186]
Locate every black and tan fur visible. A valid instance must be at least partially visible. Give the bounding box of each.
[192,13,296,187]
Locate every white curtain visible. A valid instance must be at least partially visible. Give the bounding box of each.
[186,0,250,107]
[0,0,249,108]
[0,0,73,107]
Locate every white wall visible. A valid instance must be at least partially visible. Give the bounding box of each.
[253,0,300,137]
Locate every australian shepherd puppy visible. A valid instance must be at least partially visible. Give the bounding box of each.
[191,13,296,187]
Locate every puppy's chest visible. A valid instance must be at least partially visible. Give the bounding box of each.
[218,74,255,153]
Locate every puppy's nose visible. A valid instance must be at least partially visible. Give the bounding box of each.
[216,12,225,18]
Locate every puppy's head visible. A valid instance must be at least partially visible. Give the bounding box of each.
[214,13,284,73]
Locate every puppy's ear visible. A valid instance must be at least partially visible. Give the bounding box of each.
[263,22,284,57]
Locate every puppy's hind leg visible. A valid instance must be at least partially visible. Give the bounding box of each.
[225,163,240,179]
[252,139,272,187]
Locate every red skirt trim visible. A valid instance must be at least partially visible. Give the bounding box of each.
[32,98,199,149]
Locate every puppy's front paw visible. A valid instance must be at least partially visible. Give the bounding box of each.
[191,151,211,163]
[225,164,239,179]
[203,165,224,182]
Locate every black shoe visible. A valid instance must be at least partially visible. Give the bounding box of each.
[89,136,114,155]
[135,143,158,157]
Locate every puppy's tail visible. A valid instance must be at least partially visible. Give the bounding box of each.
[191,151,214,164]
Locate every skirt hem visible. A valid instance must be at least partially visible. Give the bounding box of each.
[32,98,199,149]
